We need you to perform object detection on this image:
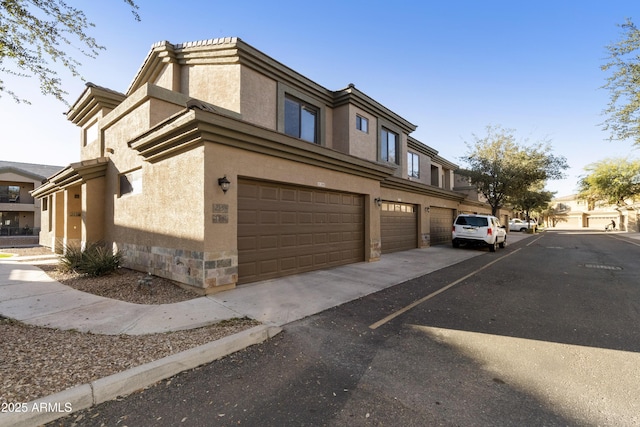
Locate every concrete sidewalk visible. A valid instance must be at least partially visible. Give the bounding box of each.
[0,231,562,427]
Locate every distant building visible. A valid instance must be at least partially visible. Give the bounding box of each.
[548,194,639,232]
[0,160,63,246]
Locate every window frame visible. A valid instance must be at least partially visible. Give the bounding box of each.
[407,152,420,178]
[277,83,325,146]
[284,95,319,143]
[380,127,399,165]
[356,115,369,133]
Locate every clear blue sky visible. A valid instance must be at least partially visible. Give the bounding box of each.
[2,0,639,196]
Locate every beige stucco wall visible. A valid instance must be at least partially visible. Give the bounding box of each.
[183,64,241,112]
[97,97,207,288]
[348,107,377,161]
[240,67,277,129]
[110,148,207,290]
[64,185,82,248]
[108,149,205,250]
[332,104,349,153]
[154,63,181,92]
[82,177,105,243]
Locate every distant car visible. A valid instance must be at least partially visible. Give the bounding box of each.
[452,214,507,252]
[509,218,537,232]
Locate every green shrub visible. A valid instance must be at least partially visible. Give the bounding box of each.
[59,242,122,276]
[58,244,85,272]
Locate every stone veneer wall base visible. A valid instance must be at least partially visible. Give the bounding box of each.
[118,242,238,292]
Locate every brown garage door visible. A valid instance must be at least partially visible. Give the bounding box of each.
[238,179,364,284]
[430,207,454,245]
[381,201,417,254]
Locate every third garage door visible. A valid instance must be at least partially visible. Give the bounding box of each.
[381,201,418,254]
[238,179,364,284]
[430,207,455,245]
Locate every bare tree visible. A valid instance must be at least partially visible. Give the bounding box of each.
[0,0,139,104]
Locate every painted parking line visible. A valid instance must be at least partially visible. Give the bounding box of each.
[526,234,545,246]
[609,235,640,247]
[369,248,522,330]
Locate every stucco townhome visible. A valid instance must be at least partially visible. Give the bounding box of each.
[33,37,508,294]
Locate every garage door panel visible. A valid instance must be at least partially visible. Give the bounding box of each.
[381,202,417,254]
[299,190,313,203]
[237,236,258,252]
[280,257,297,271]
[259,260,278,275]
[238,179,364,284]
[430,207,454,245]
[299,255,313,268]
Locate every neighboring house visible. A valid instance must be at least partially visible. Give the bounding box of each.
[32,37,509,293]
[0,160,63,246]
[548,194,639,232]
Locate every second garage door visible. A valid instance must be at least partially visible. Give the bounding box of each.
[430,207,455,245]
[381,201,418,254]
[237,179,364,284]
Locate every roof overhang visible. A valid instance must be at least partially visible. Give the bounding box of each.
[66,84,126,126]
[31,158,109,198]
[129,106,395,181]
[381,176,467,202]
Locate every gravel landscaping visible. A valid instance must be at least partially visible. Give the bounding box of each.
[0,246,260,405]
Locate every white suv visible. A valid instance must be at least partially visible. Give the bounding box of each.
[452,214,507,252]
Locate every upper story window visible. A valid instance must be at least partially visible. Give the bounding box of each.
[381,127,399,164]
[407,152,419,178]
[356,115,368,133]
[0,185,20,203]
[284,95,318,143]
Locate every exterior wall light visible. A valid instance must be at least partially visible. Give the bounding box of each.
[425,206,430,213]
[218,175,231,194]
[374,197,382,207]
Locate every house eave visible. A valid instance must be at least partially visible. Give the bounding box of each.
[129,108,395,181]
[381,176,466,202]
[66,84,126,126]
[31,158,109,198]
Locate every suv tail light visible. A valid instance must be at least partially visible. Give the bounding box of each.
[487,228,493,236]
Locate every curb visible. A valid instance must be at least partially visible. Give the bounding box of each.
[0,324,282,427]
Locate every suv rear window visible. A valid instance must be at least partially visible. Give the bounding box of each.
[455,216,488,227]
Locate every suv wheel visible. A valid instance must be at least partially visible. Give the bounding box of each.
[489,240,498,252]
[499,238,507,248]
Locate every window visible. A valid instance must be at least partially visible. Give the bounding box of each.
[455,216,488,227]
[119,169,142,197]
[356,115,368,133]
[407,152,419,178]
[381,128,398,164]
[284,96,318,143]
[0,185,20,203]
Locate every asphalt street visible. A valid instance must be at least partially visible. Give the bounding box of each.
[53,230,640,426]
